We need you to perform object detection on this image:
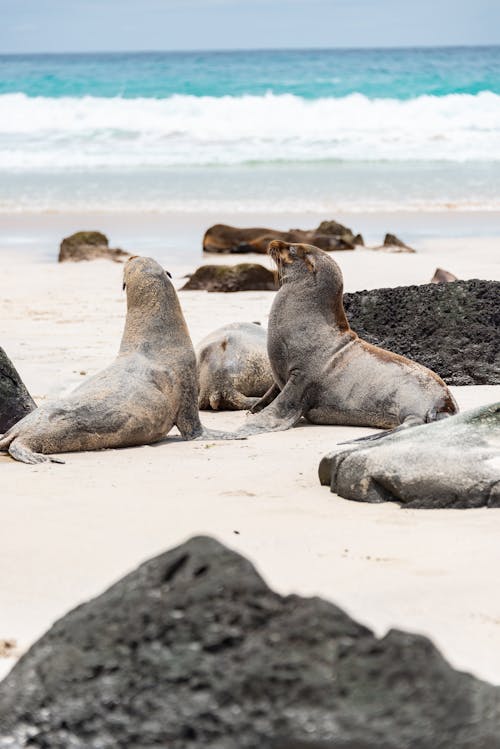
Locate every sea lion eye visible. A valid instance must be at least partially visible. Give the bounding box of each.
[122,282,126,290]
[166,271,172,279]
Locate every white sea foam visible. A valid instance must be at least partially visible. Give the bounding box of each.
[0,91,500,169]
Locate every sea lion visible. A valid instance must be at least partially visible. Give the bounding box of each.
[0,257,232,464]
[319,402,500,508]
[237,240,458,436]
[196,322,274,410]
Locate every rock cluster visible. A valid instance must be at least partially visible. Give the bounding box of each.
[1,536,499,749]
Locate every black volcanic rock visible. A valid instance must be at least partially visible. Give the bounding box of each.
[0,348,35,433]
[343,279,500,385]
[1,537,499,749]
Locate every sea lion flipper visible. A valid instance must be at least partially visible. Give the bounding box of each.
[249,383,280,414]
[339,415,427,446]
[8,440,64,465]
[194,427,246,441]
[236,381,304,437]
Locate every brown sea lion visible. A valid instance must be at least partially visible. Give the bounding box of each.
[196,322,274,410]
[203,223,360,254]
[0,257,234,464]
[236,241,458,436]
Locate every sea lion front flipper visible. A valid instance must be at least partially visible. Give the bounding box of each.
[339,414,426,446]
[249,383,280,414]
[8,440,65,465]
[236,380,304,436]
[176,401,245,441]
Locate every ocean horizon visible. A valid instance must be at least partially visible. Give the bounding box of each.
[1,46,499,213]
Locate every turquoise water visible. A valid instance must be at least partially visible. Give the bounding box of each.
[1,47,499,99]
[0,47,499,212]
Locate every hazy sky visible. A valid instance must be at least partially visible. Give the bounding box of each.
[1,0,499,53]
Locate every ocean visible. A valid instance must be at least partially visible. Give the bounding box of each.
[0,47,499,213]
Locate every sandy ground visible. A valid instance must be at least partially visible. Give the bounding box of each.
[0,218,499,685]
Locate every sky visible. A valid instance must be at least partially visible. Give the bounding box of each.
[1,0,499,54]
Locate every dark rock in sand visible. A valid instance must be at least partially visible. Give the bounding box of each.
[372,233,416,253]
[315,220,364,247]
[0,348,35,433]
[319,402,500,508]
[343,279,500,385]
[58,231,130,263]
[182,263,277,292]
[431,267,459,284]
[1,536,499,749]
[203,222,359,254]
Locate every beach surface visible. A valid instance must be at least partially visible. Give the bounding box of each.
[1,211,499,685]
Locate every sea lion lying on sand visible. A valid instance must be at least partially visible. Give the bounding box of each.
[236,241,458,437]
[203,223,361,254]
[197,322,274,410]
[319,402,500,508]
[0,257,236,464]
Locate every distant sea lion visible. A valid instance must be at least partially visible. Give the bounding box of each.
[0,257,232,464]
[197,322,274,410]
[237,241,458,436]
[203,223,361,254]
[319,402,500,508]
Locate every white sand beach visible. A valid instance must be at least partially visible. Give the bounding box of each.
[0,211,499,685]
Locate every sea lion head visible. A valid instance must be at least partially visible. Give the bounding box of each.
[122,256,175,310]
[268,240,343,289]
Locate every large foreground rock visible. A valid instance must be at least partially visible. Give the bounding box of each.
[58,231,130,263]
[203,222,362,254]
[319,402,500,508]
[182,263,277,292]
[343,279,500,385]
[0,348,35,433]
[1,537,499,749]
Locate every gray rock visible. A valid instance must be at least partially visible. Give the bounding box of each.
[0,348,35,433]
[319,402,500,508]
[1,537,499,748]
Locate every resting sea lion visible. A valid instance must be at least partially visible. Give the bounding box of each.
[237,240,458,436]
[0,256,232,464]
[319,402,500,508]
[197,322,274,410]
